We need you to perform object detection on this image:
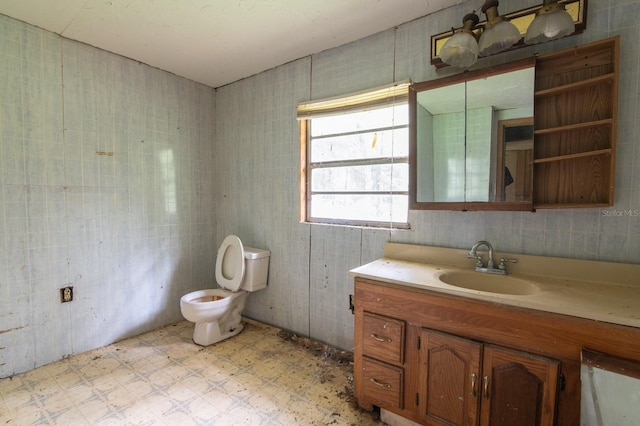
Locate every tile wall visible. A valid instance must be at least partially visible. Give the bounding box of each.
[1,0,639,377]
[0,16,217,377]
[465,107,492,202]
[433,111,465,201]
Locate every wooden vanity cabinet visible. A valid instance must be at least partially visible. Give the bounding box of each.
[420,329,482,425]
[419,330,559,426]
[353,277,640,426]
[361,312,406,409]
[478,345,558,426]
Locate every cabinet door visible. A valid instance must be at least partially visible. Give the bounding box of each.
[420,329,482,426]
[480,345,559,426]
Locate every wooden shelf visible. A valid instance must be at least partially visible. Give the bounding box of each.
[534,202,612,209]
[534,73,615,98]
[534,148,612,164]
[534,118,613,135]
[532,36,618,208]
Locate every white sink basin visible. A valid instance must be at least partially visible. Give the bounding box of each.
[438,271,539,295]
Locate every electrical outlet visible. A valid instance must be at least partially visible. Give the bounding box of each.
[60,286,73,303]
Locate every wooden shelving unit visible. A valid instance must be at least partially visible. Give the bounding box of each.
[532,37,619,208]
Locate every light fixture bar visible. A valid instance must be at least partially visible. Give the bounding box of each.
[430,0,587,68]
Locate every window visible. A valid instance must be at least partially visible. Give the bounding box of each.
[298,82,410,227]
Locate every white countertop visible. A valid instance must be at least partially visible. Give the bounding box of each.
[350,244,640,329]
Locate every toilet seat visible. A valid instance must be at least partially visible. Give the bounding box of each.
[215,235,245,292]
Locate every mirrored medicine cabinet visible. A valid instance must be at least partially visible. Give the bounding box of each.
[409,36,619,211]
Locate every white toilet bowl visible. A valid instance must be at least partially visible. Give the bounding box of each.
[180,289,248,345]
[180,235,270,346]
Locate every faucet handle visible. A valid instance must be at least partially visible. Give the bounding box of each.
[498,257,517,270]
[468,254,484,268]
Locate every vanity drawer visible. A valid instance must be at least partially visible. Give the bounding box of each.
[363,312,405,364]
[362,356,404,409]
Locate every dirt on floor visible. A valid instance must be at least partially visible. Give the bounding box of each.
[277,329,381,422]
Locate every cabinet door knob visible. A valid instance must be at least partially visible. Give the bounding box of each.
[370,333,392,343]
[369,378,392,388]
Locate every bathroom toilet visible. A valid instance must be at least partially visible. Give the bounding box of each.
[180,235,270,346]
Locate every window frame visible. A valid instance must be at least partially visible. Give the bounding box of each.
[298,85,411,228]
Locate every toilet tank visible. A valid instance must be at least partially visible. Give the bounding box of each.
[242,247,270,291]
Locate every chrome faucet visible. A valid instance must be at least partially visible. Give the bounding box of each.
[468,240,495,269]
[467,240,517,275]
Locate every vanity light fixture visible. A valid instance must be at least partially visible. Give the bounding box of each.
[524,0,575,44]
[430,0,587,68]
[477,0,521,57]
[439,13,480,68]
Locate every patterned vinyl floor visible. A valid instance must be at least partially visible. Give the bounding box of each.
[0,319,384,425]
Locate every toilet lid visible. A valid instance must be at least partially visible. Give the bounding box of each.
[215,235,245,292]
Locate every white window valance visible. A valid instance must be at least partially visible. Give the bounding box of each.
[296,80,411,120]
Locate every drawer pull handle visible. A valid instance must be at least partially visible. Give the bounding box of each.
[483,375,490,399]
[370,333,392,343]
[369,378,392,388]
[471,373,477,397]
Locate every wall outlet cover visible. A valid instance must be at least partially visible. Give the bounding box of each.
[60,286,73,303]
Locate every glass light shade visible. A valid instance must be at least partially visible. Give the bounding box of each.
[524,7,575,44]
[478,20,521,57]
[440,32,479,68]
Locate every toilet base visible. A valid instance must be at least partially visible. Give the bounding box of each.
[192,320,244,346]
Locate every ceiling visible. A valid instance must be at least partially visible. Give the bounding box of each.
[0,0,461,88]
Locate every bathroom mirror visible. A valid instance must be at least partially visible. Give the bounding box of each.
[409,59,535,211]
